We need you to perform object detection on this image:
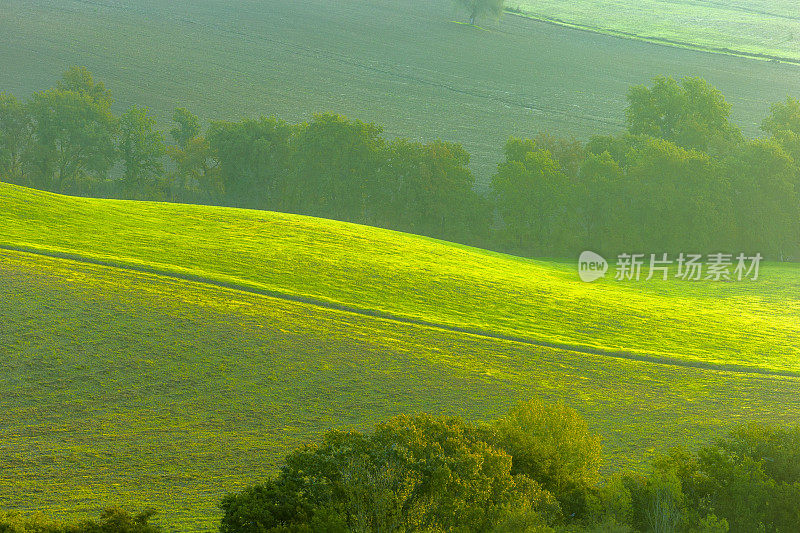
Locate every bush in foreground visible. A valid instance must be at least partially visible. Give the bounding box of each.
[0,508,161,533]
[4,407,798,532]
[220,400,596,532]
[221,401,800,532]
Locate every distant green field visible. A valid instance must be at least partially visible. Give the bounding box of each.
[2,184,799,529]
[3,0,800,180]
[513,0,800,62]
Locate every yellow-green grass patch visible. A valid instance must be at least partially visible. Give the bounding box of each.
[2,249,799,530]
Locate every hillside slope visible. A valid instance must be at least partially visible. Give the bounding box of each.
[3,183,800,529]
[3,248,800,531]
[2,183,799,373]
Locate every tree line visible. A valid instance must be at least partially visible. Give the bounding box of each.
[3,400,799,532]
[1,68,798,259]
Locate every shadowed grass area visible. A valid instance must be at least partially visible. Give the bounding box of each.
[2,249,799,531]
[2,182,799,373]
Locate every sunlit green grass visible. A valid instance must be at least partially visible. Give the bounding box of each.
[3,249,799,531]
[3,182,799,373]
[513,0,800,61]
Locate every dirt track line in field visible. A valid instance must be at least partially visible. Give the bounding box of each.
[3,243,798,380]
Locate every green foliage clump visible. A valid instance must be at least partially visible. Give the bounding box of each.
[0,508,161,533]
[0,92,32,184]
[219,400,800,533]
[492,399,602,518]
[119,106,166,192]
[206,116,293,209]
[456,0,506,25]
[26,87,117,190]
[491,75,800,259]
[625,76,741,152]
[491,137,575,256]
[613,423,800,533]
[204,111,488,245]
[169,107,201,150]
[377,138,490,244]
[220,404,579,532]
[289,112,385,223]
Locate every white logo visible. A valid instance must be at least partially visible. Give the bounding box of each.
[578,251,608,282]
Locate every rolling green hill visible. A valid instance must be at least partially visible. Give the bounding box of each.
[2,182,799,530]
[3,0,800,179]
[3,183,799,373]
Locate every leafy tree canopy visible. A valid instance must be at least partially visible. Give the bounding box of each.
[56,66,114,110]
[626,75,741,151]
[456,0,505,25]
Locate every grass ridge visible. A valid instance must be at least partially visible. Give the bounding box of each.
[504,10,800,65]
[4,243,798,380]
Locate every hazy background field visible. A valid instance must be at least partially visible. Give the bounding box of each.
[3,0,800,179]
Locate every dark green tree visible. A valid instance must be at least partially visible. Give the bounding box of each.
[762,97,800,137]
[457,0,505,25]
[170,107,201,149]
[207,116,294,209]
[656,424,800,533]
[622,135,725,253]
[724,139,798,259]
[0,92,32,184]
[220,412,562,532]
[56,65,114,111]
[577,150,625,254]
[528,133,585,179]
[0,508,162,533]
[71,508,162,533]
[118,105,165,188]
[27,87,117,189]
[491,137,576,256]
[167,136,221,200]
[761,97,800,183]
[626,76,741,152]
[166,109,221,200]
[289,113,385,222]
[492,398,602,518]
[377,138,489,244]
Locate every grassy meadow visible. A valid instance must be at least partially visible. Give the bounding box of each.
[3,182,799,373]
[3,0,800,179]
[3,0,800,530]
[2,217,799,530]
[513,0,800,62]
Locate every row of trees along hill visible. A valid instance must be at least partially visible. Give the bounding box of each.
[1,68,799,260]
[492,76,799,260]
[4,399,799,532]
